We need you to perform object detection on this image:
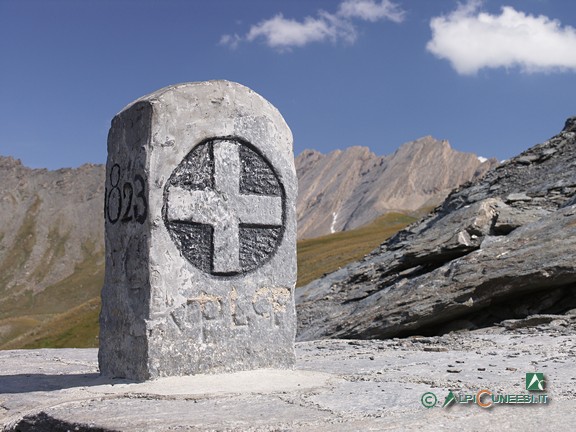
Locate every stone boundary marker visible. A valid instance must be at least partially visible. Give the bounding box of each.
[99,81,297,380]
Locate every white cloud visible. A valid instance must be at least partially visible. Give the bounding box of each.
[427,0,576,74]
[221,0,404,50]
[338,0,405,23]
[219,34,241,49]
[245,12,356,49]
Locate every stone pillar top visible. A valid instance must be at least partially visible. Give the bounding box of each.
[123,80,293,159]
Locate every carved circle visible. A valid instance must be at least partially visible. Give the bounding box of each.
[163,137,286,276]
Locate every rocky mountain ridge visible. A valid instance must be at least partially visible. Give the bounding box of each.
[296,136,497,238]
[297,117,576,341]
[0,157,104,345]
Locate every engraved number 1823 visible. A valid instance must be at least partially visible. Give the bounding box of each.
[105,164,148,224]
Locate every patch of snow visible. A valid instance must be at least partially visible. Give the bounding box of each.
[330,212,338,234]
[478,156,488,163]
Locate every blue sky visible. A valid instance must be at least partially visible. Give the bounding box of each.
[1,0,576,169]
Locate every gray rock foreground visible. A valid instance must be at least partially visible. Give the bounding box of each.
[2,325,575,431]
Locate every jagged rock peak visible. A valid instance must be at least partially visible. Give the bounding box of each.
[396,135,451,150]
[0,155,104,174]
[300,138,452,160]
[299,145,377,159]
[298,149,321,158]
[563,116,576,133]
[295,137,497,239]
[0,155,24,169]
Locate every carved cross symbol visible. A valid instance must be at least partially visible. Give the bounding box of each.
[166,140,282,274]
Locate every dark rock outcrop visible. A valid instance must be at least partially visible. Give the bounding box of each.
[297,117,576,340]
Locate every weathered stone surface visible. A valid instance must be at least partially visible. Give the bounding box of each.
[297,118,576,341]
[505,192,532,202]
[492,203,549,234]
[99,81,297,380]
[2,326,576,431]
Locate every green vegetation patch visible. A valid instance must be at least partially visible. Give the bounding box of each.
[0,244,104,320]
[0,239,104,347]
[0,315,43,347]
[297,212,417,287]
[1,297,101,349]
[0,196,40,293]
[29,244,104,316]
[31,226,70,284]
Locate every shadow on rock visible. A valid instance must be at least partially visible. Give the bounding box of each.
[0,373,130,394]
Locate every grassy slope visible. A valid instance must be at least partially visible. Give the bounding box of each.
[0,244,104,349]
[0,196,40,302]
[296,212,417,287]
[1,297,101,349]
[2,211,420,349]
